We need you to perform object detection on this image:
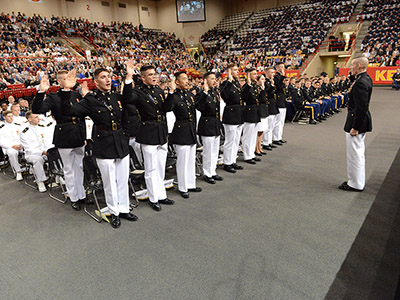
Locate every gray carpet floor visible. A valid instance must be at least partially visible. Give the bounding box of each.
[0,87,399,300]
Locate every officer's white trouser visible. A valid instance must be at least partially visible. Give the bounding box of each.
[25,154,47,182]
[4,148,22,172]
[174,144,196,192]
[273,108,286,141]
[201,136,220,177]
[58,147,85,203]
[223,124,243,165]
[346,132,366,190]
[129,137,143,165]
[242,122,258,160]
[263,115,276,146]
[96,155,130,216]
[141,143,167,203]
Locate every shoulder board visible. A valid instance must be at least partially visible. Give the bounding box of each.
[47,122,53,127]
[14,123,21,126]
[38,124,45,127]
[22,127,29,133]
[0,124,4,129]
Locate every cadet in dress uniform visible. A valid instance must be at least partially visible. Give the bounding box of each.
[255,74,268,156]
[220,63,244,173]
[302,79,325,122]
[393,69,400,90]
[339,57,373,192]
[241,68,261,164]
[272,62,287,145]
[166,71,202,198]
[19,111,50,192]
[61,68,138,229]
[262,67,279,151]
[32,71,87,211]
[292,80,318,125]
[124,64,174,212]
[0,111,24,181]
[196,72,224,184]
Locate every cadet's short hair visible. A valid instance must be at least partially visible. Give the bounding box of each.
[245,68,256,73]
[203,72,215,80]
[227,63,237,69]
[2,110,12,117]
[275,62,284,66]
[57,70,68,77]
[265,67,274,72]
[94,68,109,78]
[174,71,186,79]
[25,110,33,120]
[257,74,265,81]
[140,65,155,74]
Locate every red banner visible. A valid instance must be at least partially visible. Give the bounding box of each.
[339,67,399,85]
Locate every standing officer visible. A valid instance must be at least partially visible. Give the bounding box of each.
[241,68,261,164]
[196,72,224,184]
[339,57,373,192]
[220,63,244,173]
[262,67,279,151]
[272,62,287,145]
[32,71,87,211]
[61,68,138,229]
[124,64,174,211]
[166,71,202,198]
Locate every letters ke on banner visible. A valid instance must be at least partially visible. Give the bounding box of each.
[339,67,398,84]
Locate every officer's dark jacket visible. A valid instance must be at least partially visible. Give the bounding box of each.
[123,102,140,138]
[344,72,373,133]
[393,72,400,81]
[195,88,222,137]
[291,88,305,110]
[255,85,269,118]
[266,78,279,115]
[60,85,132,159]
[301,87,314,102]
[220,79,244,125]
[242,83,260,123]
[125,83,168,145]
[274,72,286,108]
[320,83,332,97]
[32,90,86,148]
[165,88,197,145]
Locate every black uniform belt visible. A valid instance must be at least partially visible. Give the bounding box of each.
[96,124,121,131]
[57,117,81,125]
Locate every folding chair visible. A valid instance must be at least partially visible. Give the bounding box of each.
[128,147,145,208]
[82,155,104,222]
[46,147,68,204]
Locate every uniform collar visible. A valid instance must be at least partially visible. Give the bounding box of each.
[355,71,366,79]
[95,89,111,96]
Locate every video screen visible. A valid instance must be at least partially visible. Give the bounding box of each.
[176,0,206,23]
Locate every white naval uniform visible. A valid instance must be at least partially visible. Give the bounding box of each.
[241,122,258,160]
[201,136,220,177]
[129,137,143,165]
[346,132,366,190]
[272,108,286,141]
[263,115,276,146]
[0,122,23,173]
[19,124,50,182]
[174,144,196,192]
[223,124,243,165]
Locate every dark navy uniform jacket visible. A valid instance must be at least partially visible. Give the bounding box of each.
[255,85,269,118]
[196,88,222,137]
[165,88,197,145]
[60,84,132,159]
[123,102,140,138]
[220,79,244,125]
[344,72,373,133]
[241,83,260,123]
[265,78,279,115]
[274,72,286,108]
[32,91,86,148]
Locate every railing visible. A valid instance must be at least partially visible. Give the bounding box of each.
[59,34,86,56]
[198,38,207,55]
[342,19,363,67]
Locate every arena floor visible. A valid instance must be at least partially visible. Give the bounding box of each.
[1,87,399,300]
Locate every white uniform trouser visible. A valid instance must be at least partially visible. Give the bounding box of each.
[346,132,366,190]
[201,136,220,177]
[273,108,286,141]
[263,115,276,146]
[174,144,196,192]
[129,137,143,165]
[141,143,167,203]
[4,148,23,173]
[25,154,47,182]
[223,124,243,165]
[242,122,258,160]
[58,147,85,203]
[96,155,130,216]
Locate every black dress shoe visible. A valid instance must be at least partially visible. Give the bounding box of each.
[269,144,277,148]
[110,214,121,228]
[212,175,223,181]
[223,164,237,173]
[309,119,318,125]
[71,201,81,211]
[149,201,162,211]
[263,145,273,151]
[280,140,287,143]
[180,191,189,198]
[120,212,138,221]
[255,152,263,156]
[244,159,256,164]
[260,151,267,155]
[159,198,174,205]
[338,181,364,192]
[273,140,283,146]
[188,187,202,192]
[204,175,216,184]
[253,157,261,162]
[232,163,244,170]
